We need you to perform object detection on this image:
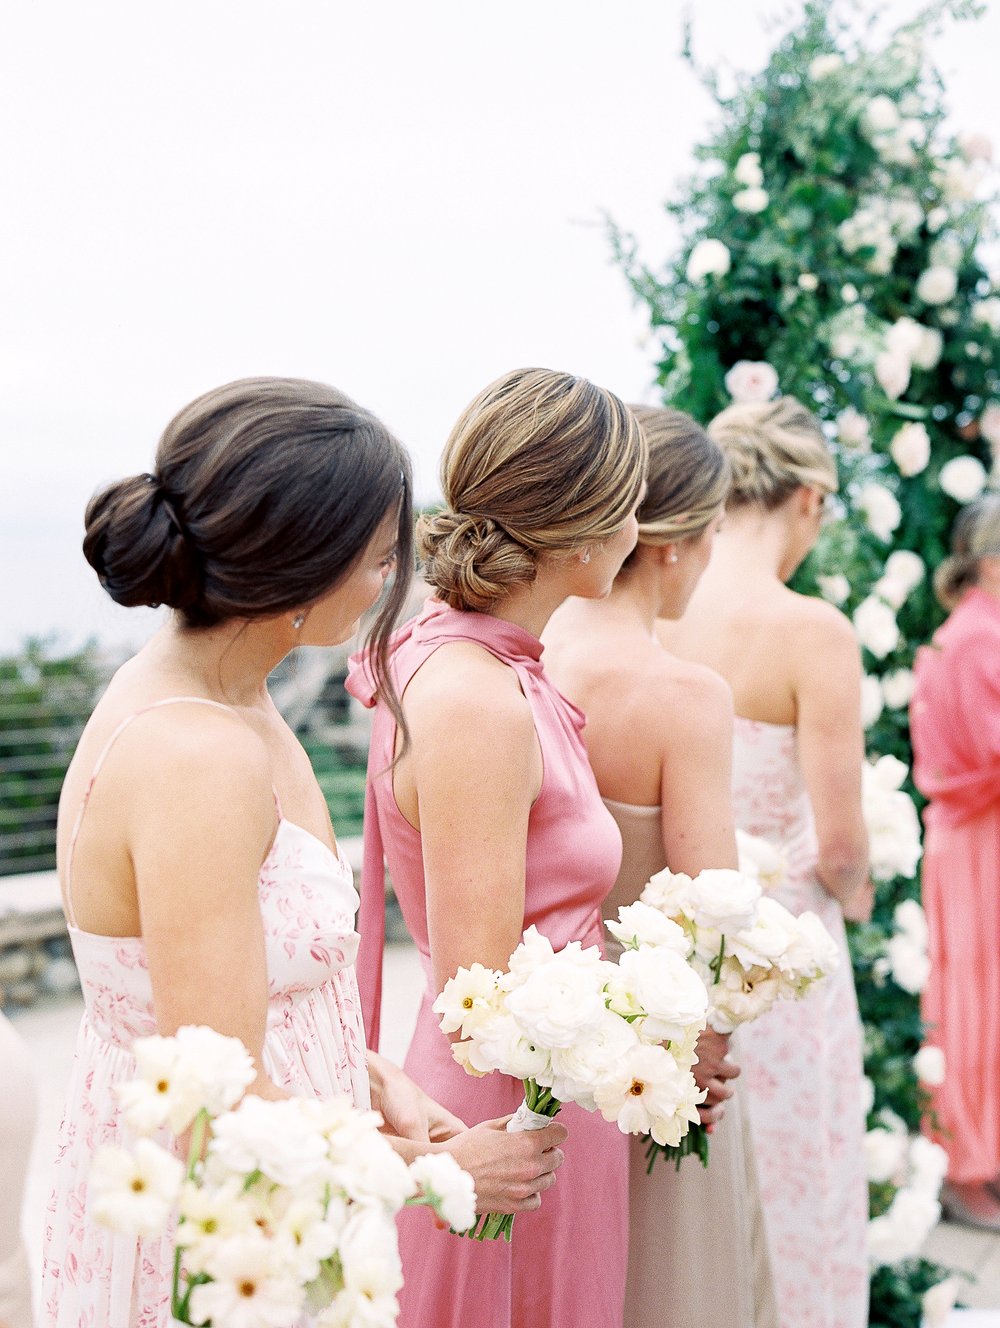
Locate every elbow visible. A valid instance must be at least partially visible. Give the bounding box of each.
[816,836,869,903]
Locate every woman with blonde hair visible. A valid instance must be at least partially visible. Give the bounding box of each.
[348,367,647,1328]
[660,396,870,1328]
[911,493,1000,1229]
[543,404,778,1328]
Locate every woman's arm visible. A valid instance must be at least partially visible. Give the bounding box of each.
[793,604,870,910]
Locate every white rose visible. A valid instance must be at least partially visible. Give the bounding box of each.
[913,1045,946,1086]
[606,902,691,955]
[841,283,859,303]
[837,407,871,450]
[875,349,911,400]
[884,549,926,593]
[809,53,843,78]
[895,898,928,946]
[886,934,930,993]
[686,239,731,282]
[881,669,915,709]
[979,402,1000,447]
[879,133,916,167]
[889,422,931,477]
[798,271,819,291]
[732,187,769,214]
[973,299,1000,334]
[922,1277,960,1328]
[733,152,763,187]
[609,946,708,1044]
[863,95,901,136]
[505,951,607,1049]
[864,1126,909,1183]
[857,483,902,541]
[593,1043,703,1148]
[861,675,884,729]
[868,1187,941,1266]
[872,752,908,792]
[885,316,924,361]
[817,574,850,605]
[724,360,779,404]
[686,868,762,934]
[728,895,797,970]
[783,910,840,982]
[853,596,900,659]
[908,1134,949,1197]
[940,455,987,502]
[917,266,958,306]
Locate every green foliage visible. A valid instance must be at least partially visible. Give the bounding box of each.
[612,0,998,1315]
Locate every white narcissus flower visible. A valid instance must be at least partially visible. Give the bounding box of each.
[189,1232,306,1328]
[118,1026,256,1136]
[91,1139,184,1237]
[732,187,769,213]
[504,950,607,1050]
[593,1043,703,1147]
[836,408,871,450]
[857,483,902,541]
[874,349,911,400]
[724,360,779,404]
[864,1126,909,1183]
[881,669,915,710]
[940,455,987,502]
[606,901,691,955]
[917,266,958,306]
[809,53,842,78]
[861,675,884,730]
[922,1277,960,1328]
[914,1045,946,1086]
[817,574,850,605]
[733,152,763,187]
[175,1178,257,1273]
[432,962,502,1037]
[408,1151,477,1233]
[853,597,900,659]
[609,946,709,1044]
[686,239,731,282]
[209,1096,330,1188]
[889,422,931,477]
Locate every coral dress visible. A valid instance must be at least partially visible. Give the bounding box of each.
[911,587,1000,1184]
[731,717,869,1328]
[40,697,370,1328]
[347,600,629,1328]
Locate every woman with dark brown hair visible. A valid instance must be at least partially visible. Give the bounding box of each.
[41,377,565,1327]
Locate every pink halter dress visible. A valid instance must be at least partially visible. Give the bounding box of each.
[347,599,629,1328]
[40,697,370,1328]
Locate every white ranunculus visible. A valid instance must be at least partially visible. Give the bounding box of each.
[610,946,709,1044]
[642,867,696,920]
[913,1044,946,1086]
[908,1134,950,1197]
[853,596,900,659]
[547,1010,642,1110]
[606,901,691,955]
[973,298,1000,333]
[817,574,851,605]
[686,238,731,282]
[462,1012,551,1080]
[408,1151,477,1233]
[837,407,871,450]
[209,1096,330,1188]
[861,675,884,729]
[979,402,1000,447]
[724,360,780,405]
[732,186,769,214]
[687,868,762,934]
[797,271,819,292]
[917,266,958,306]
[809,53,843,78]
[432,962,502,1036]
[91,1139,184,1237]
[922,1276,960,1328]
[505,952,607,1049]
[874,349,911,400]
[864,1126,909,1183]
[889,422,930,477]
[940,455,987,502]
[593,1043,702,1148]
[784,911,840,982]
[734,152,763,187]
[505,924,557,983]
[864,95,901,136]
[858,483,902,541]
[728,895,796,970]
[881,669,915,710]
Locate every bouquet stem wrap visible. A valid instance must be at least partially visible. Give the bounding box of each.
[465,1079,559,1242]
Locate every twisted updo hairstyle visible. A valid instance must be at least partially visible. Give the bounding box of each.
[626,406,730,560]
[83,376,414,710]
[708,396,837,509]
[419,368,647,613]
[934,492,1000,610]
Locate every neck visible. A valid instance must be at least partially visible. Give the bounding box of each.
[144,616,292,708]
[606,560,661,633]
[711,508,794,583]
[487,572,582,639]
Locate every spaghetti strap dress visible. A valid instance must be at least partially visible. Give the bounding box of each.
[346,599,629,1328]
[40,697,370,1328]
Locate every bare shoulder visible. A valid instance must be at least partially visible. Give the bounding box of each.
[649,653,734,743]
[403,640,534,741]
[780,588,857,652]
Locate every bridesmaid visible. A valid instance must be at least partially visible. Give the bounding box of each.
[348,367,647,1328]
[543,404,777,1328]
[42,378,564,1327]
[660,397,870,1328]
[911,494,1000,1229]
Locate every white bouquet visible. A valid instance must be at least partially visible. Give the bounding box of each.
[92,1025,475,1327]
[434,921,709,1240]
[639,867,840,1169]
[862,754,923,881]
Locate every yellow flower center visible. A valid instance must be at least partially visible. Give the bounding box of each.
[462,996,474,1009]
[628,1079,645,1097]
[130,1178,146,1192]
[239,1280,257,1298]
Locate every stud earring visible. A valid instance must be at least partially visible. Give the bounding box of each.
[581,550,591,565]
[669,551,679,565]
[292,613,306,630]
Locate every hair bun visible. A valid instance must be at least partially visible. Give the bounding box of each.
[933,552,978,611]
[83,473,204,615]
[417,509,537,613]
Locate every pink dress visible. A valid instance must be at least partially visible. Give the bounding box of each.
[40,698,370,1328]
[911,586,1000,1184]
[731,717,869,1328]
[347,600,629,1328]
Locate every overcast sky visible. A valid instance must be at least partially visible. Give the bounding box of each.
[2,0,998,652]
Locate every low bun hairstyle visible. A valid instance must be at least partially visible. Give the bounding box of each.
[84,376,414,716]
[708,397,837,509]
[933,492,1000,610]
[627,406,730,555]
[419,368,647,613]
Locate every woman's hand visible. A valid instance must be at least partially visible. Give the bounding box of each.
[368,1051,467,1142]
[842,878,875,924]
[691,1027,740,1127]
[439,1117,568,1215]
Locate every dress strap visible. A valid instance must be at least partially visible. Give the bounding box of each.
[64,696,240,927]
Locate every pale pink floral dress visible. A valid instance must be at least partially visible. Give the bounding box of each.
[40,698,370,1328]
[732,717,869,1328]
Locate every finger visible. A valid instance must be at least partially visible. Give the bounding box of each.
[715,1059,741,1079]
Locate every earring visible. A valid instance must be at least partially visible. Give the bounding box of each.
[669,551,679,564]
[291,612,306,630]
[581,550,591,565]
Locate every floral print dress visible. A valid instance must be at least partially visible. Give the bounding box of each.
[40,698,369,1328]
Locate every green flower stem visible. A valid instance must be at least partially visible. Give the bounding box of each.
[171,1108,210,1324]
[645,1123,710,1175]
